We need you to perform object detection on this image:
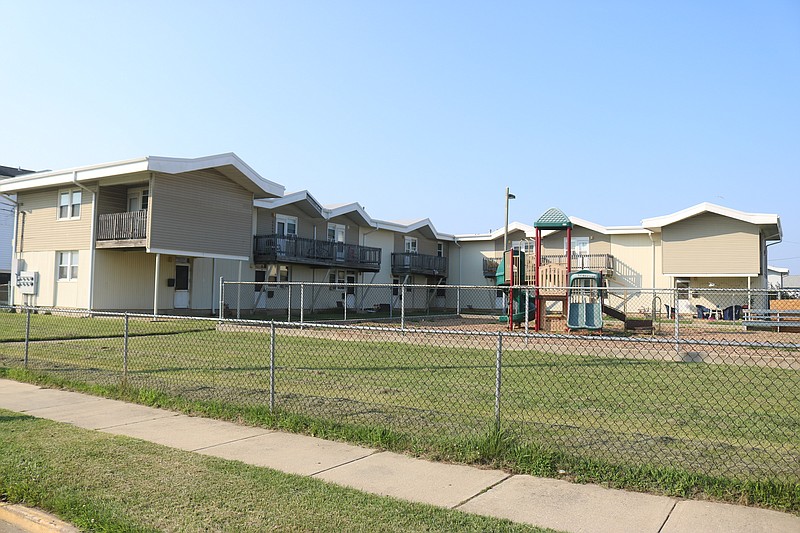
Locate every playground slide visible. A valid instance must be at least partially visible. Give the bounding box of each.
[499,294,536,324]
[567,301,603,330]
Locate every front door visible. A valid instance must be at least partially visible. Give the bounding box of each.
[174,262,190,309]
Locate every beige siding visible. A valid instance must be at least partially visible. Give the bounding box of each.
[662,213,760,275]
[14,250,89,308]
[540,228,608,254]
[17,186,94,252]
[93,250,156,310]
[149,170,253,258]
[607,233,652,288]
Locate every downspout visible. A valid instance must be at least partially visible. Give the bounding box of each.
[764,232,781,290]
[72,171,96,311]
[648,231,656,289]
[2,193,20,306]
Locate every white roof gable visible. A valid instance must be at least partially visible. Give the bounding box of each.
[641,202,781,239]
[0,153,285,198]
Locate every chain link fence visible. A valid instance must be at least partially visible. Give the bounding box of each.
[1,285,798,487]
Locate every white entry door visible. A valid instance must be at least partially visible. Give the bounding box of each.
[174,262,190,309]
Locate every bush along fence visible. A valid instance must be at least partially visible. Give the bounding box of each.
[1,292,799,511]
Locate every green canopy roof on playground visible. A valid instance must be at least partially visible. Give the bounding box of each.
[534,208,573,229]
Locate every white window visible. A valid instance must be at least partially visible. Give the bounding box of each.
[57,251,79,281]
[404,237,418,254]
[327,223,346,243]
[276,214,298,237]
[511,240,535,253]
[58,190,82,220]
[437,242,444,257]
[564,237,590,255]
[127,188,149,212]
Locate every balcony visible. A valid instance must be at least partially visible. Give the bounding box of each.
[483,257,501,277]
[540,253,615,274]
[96,211,147,248]
[391,253,448,278]
[253,234,381,271]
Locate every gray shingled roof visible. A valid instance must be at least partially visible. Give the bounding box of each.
[0,165,34,178]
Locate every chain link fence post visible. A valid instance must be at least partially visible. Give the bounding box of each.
[456,285,461,315]
[122,312,129,386]
[674,288,680,358]
[269,320,276,413]
[300,283,304,326]
[287,285,292,322]
[218,277,224,320]
[401,284,406,332]
[495,332,503,432]
[24,307,31,369]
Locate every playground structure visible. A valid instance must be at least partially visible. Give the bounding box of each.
[526,208,654,334]
[495,249,535,329]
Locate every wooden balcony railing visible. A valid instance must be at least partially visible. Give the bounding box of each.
[539,253,615,272]
[97,211,147,241]
[253,234,382,271]
[483,257,501,277]
[391,253,448,277]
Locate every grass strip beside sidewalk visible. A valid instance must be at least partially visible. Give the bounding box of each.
[0,409,553,533]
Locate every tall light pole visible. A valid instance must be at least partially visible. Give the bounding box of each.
[504,187,516,252]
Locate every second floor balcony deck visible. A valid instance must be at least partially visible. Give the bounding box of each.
[253,234,382,272]
[539,253,615,273]
[391,253,448,278]
[482,252,615,279]
[96,211,147,248]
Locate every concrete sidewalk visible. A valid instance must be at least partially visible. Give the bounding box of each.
[0,379,797,533]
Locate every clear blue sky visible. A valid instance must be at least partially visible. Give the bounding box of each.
[2,1,799,275]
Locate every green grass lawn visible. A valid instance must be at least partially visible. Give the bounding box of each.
[0,309,216,342]
[0,409,553,533]
[1,312,798,513]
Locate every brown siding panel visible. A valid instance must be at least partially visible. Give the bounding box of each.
[96,185,129,215]
[662,213,760,275]
[17,187,94,252]
[148,171,253,258]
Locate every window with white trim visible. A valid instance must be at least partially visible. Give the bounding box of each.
[437,242,444,257]
[127,187,149,212]
[404,237,418,253]
[327,223,346,242]
[511,240,535,253]
[58,190,82,220]
[276,214,298,237]
[564,237,590,255]
[57,251,79,281]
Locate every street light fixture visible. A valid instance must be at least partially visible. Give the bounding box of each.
[504,187,515,252]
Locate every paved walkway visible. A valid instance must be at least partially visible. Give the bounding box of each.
[0,378,797,533]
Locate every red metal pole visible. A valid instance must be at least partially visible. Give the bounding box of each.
[535,229,541,332]
[566,226,572,331]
